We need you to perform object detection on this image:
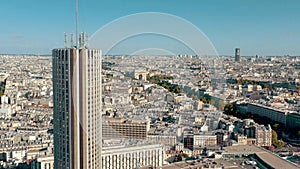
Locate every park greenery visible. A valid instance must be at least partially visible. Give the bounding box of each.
[186,92,225,110]
[285,127,300,139]
[199,94,211,104]
[272,130,285,148]
[226,78,271,89]
[148,75,226,109]
[223,103,283,128]
[176,153,189,161]
[226,78,260,85]
[147,75,181,94]
[224,103,286,147]
[224,103,236,115]
[237,79,260,85]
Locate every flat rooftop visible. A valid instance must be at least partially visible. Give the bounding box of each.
[223,145,264,154]
[157,158,257,169]
[256,152,299,169]
[156,145,300,169]
[224,145,300,169]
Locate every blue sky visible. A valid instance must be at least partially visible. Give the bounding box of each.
[0,0,299,55]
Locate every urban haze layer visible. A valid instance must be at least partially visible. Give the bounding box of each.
[0,48,300,169]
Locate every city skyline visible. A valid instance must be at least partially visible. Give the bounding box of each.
[1,1,300,168]
[1,0,300,56]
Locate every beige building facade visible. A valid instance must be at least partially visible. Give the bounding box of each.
[52,48,102,169]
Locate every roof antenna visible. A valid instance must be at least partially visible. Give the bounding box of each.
[85,33,89,48]
[82,32,85,47]
[76,0,78,48]
[64,32,68,48]
[79,33,82,48]
[70,33,74,48]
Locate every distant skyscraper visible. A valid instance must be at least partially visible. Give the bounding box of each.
[52,34,102,169]
[235,48,241,62]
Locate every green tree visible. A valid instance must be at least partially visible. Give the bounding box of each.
[192,94,198,100]
[297,130,300,137]
[173,85,181,93]
[182,153,189,158]
[272,123,280,130]
[200,96,207,103]
[277,140,285,148]
[272,130,285,147]
[262,84,270,89]
[224,103,234,115]
[272,130,278,145]
[177,154,182,161]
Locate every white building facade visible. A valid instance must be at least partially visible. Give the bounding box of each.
[30,155,54,169]
[102,144,164,169]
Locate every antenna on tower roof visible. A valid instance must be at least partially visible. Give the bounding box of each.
[76,0,79,48]
[85,33,89,48]
[64,32,68,48]
[82,32,85,47]
[79,32,83,48]
[70,33,74,48]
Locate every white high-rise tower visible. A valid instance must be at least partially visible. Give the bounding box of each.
[52,34,102,169]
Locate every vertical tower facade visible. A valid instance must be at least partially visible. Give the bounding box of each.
[52,47,102,169]
[235,48,241,62]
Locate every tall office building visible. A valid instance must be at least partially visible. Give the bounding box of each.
[52,34,102,169]
[235,48,241,62]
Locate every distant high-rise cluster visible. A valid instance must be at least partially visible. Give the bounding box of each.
[235,48,241,62]
[52,33,102,169]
